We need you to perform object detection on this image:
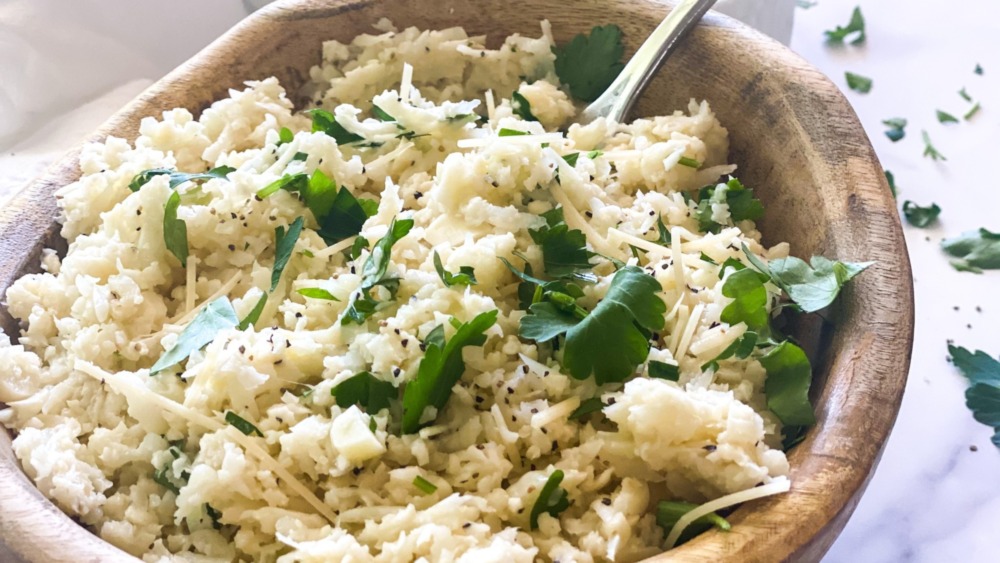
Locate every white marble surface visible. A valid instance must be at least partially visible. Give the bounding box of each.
[1,1,998,561]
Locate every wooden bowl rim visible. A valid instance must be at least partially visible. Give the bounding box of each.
[0,1,913,561]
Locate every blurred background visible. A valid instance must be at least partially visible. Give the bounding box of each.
[1,1,997,561]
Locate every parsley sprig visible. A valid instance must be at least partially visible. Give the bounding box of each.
[824,7,866,45]
[553,25,625,102]
[949,344,1000,447]
[941,228,1000,273]
[342,218,414,324]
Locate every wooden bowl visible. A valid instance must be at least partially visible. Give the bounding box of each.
[0,0,913,561]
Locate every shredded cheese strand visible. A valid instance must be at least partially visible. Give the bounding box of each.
[549,184,617,257]
[485,89,496,123]
[75,360,338,525]
[400,63,414,102]
[312,235,358,260]
[184,255,198,315]
[670,227,687,296]
[674,303,704,360]
[607,228,669,258]
[664,477,792,549]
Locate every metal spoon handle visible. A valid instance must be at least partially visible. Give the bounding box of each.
[578,0,719,123]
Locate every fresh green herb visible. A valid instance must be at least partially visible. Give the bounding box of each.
[322,187,378,244]
[845,72,872,94]
[291,152,309,161]
[296,288,340,300]
[271,217,304,291]
[413,475,438,495]
[371,105,396,122]
[307,108,364,145]
[965,103,981,121]
[760,341,815,425]
[553,25,625,102]
[162,191,189,266]
[401,310,499,433]
[781,425,810,451]
[278,127,294,145]
[433,251,478,287]
[949,344,1000,447]
[511,91,538,122]
[500,255,585,310]
[699,252,718,265]
[959,88,973,102]
[936,110,959,124]
[562,150,603,167]
[498,128,529,137]
[882,118,907,142]
[696,178,764,233]
[720,268,770,333]
[569,397,605,420]
[719,257,746,277]
[649,360,680,381]
[529,469,571,530]
[153,464,182,495]
[129,165,235,192]
[225,411,264,437]
[520,266,665,384]
[677,156,701,168]
[238,294,268,331]
[884,170,898,198]
[922,130,947,161]
[824,7,866,45]
[902,201,941,228]
[656,501,730,545]
[975,63,984,75]
[342,218,414,324]
[656,216,672,246]
[331,371,396,412]
[152,298,238,373]
[702,331,758,372]
[350,236,370,261]
[529,208,595,278]
[760,253,873,313]
[941,228,1000,273]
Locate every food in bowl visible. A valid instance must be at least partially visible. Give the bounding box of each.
[0,20,868,562]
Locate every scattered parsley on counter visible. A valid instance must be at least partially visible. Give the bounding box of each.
[902,201,941,228]
[921,130,947,161]
[975,63,984,75]
[656,501,730,545]
[941,228,1000,273]
[163,191,189,266]
[511,91,539,122]
[529,469,571,530]
[433,251,478,287]
[151,297,239,373]
[882,118,907,142]
[331,371,396,412]
[936,110,959,124]
[796,0,818,8]
[225,411,264,437]
[520,265,666,385]
[401,310,499,433]
[824,7,866,45]
[884,170,898,198]
[964,103,981,121]
[130,165,235,192]
[845,71,873,94]
[959,88,973,102]
[553,25,625,102]
[949,344,1000,447]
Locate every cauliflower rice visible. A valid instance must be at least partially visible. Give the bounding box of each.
[0,20,797,562]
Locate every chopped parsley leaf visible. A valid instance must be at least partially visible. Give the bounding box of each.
[760,341,815,426]
[975,63,984,75]
[824,7,866,45]
[342,218,414,324]
[433,251,478,287]
[936,110,959,124]
[498,128,529,137]
[941,228,1000,273]
[648,360,680,381]
[371,105,396,122]
[278,127,294,145]
[553,25,625,102]
[296,288,340,301]
[129,165,235,192]
[331,371,395,412]
[959,88,973,102]
[401,310,498,433]
[882,118,907,142]
[922,130,947,161]
[225,411,264,437]
[760,252,872,313]
[677,156,701,168]
[884,170,898,198]
[529,208,595,278]
[720,268,770,333]
[562,150,602,167]
[696,178,764,233]
[153,464,182,495]
[902,201,941,228]
[163,191,189,267]
[307,108,364,145]
[569,398,605,420]
[511,91,539,122]
[949,344,1000,447]
[238,294,268,331]
[845,71,872,94]
[529,469,571,529]
[413,476,438,495]
[271,217,304,291]
[656,500,730,545]
[152,297,239,373]
[520,266,665,385]
[965,103,981,121]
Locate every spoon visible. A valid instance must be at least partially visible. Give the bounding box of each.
[578,0,720,124]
